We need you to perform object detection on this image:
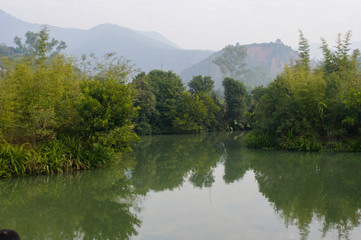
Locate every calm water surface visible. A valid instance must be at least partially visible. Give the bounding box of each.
[1,133,361,240]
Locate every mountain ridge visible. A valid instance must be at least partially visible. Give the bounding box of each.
[0,9,212,73]
[181,41,298,89]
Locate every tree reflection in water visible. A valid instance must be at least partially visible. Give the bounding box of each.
[221,134,361,240]
[245,149,361,240]
[129,134,224,193]
[131,133,361,239]
[1,133,361,240]
[0,159,140,240]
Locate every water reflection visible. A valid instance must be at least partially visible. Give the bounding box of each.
[129,134,224,193]
[1,133,361,239]
[244,149,361,240]
[222,132,250,183]
[0,161,140,240]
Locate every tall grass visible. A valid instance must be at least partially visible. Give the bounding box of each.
[244,130,361,152]
[0,141,32,177]
[243,131,275,149]
[0,137,112,178]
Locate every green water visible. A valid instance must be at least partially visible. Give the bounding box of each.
[1,133,361,240]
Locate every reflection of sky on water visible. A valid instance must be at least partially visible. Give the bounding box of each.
[133,164,361,240]
[2,133,361,240]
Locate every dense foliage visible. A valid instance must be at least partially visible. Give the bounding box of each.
[1,27,255,177]
[132,72,222,134]
[246,31,361,151]
[2,27,360,177]
[223,77,251,130]
[0,28,138,177]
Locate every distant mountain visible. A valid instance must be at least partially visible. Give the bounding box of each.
[0,9,212,73]
[181,40,298,90]
[0,9,40,44]
[138,31,181,49]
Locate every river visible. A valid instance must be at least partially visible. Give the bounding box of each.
[1,133,361,239]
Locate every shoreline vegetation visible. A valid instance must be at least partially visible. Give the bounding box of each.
[244,31,361,151]
[1,27,360,177]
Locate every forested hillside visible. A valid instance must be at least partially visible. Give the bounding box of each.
[181,40,298,89]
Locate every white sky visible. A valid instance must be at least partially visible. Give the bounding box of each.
[1,0,360,50]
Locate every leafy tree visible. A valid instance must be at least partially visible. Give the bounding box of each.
[135,70,185,134]
[297,30,310,70]
[14,26,66,61]
[213,43,247,80]
[173,91,221,133]
[196,92,222,131]
[131,72,156,135]
[173,92,208,133]
[0,44,19,56]
[222,77,249,130]
[188,75,214,95]
[76,54,139,152]
[132,71,222,134]
[0,54,81,144]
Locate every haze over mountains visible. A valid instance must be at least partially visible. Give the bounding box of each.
[0,9,212,73]
[2,8,360,89]
[181,40,298,89]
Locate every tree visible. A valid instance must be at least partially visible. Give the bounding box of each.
[0,44,19,56]
[222,77,249,130]
[146,70,185,133]
[213,43,247,80]
[173,92,208,133]
[188,75,214,95]
[246,31,361,151]
[131,72,156,135]
[0,29,142,177]
[76,54,139,152]
[0,52,81,144]
[131,71,222,134]
[130,70,185,134]
[297,30,310,70]
[14,26,66,61]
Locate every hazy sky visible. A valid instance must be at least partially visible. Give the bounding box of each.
[1,0,360,50]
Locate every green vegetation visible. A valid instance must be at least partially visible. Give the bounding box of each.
[0,27,138,177]
[1,28,247,178]
[223,77,251,130]
[213,43,247,80]
[245,31,361,151]
[1,27,361,178]
[13,26,67,58]
[132,71,222,134]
